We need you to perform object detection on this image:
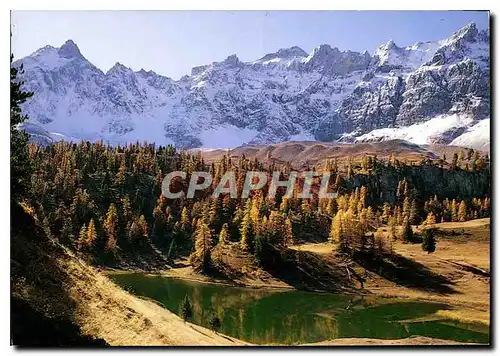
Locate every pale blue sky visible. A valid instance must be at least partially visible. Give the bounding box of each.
[11,10,489,79]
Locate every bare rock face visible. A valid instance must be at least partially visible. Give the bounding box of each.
[14,23,489,149]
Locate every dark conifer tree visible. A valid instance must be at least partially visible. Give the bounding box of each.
[180,295,193,321]
[421,228,437,254]
[11,54,34,201]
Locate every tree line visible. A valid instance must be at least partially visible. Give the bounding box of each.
[19,138,491,270]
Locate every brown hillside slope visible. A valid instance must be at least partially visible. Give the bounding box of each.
[11,203,247,346]
[198,140,436,168]
[199,140,488,169]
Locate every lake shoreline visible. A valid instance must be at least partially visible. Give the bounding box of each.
[104,265,490,329]
[108,269,490,346]
[104,265,375,296]
[106,267,319,292]
[105,265,487,304]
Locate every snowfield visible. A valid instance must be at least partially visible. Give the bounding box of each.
[356,115,478,145]
[450,119,490,150]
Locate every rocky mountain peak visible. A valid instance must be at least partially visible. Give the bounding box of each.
[304,44,370,75]
[383,39,398,50]
[259,46,308,62]
[310,44,340,57]
[423,22,489,68]
[31,45,56,57]
[191,64,210,76]
[220,54,242,68]
[107,62,131,75]
[57,39,83,59]
[448,22,478,43]
[277,46,308,58]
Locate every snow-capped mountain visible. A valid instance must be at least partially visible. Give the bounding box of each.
[14,22,490,150]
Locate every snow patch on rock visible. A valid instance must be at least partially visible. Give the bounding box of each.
[356,114,476,145]
[450,119,490,150]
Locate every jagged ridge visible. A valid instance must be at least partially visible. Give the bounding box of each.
[14,23,490,149]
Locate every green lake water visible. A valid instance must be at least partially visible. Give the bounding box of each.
[109,273,489,345]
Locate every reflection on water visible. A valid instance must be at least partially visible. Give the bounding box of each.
[110,273,489,345]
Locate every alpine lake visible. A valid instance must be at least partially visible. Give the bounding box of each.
[109,273,489,345]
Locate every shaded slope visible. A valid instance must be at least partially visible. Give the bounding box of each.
[10,202,247,346]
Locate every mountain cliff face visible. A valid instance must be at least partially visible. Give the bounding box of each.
[14,23,490,149]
